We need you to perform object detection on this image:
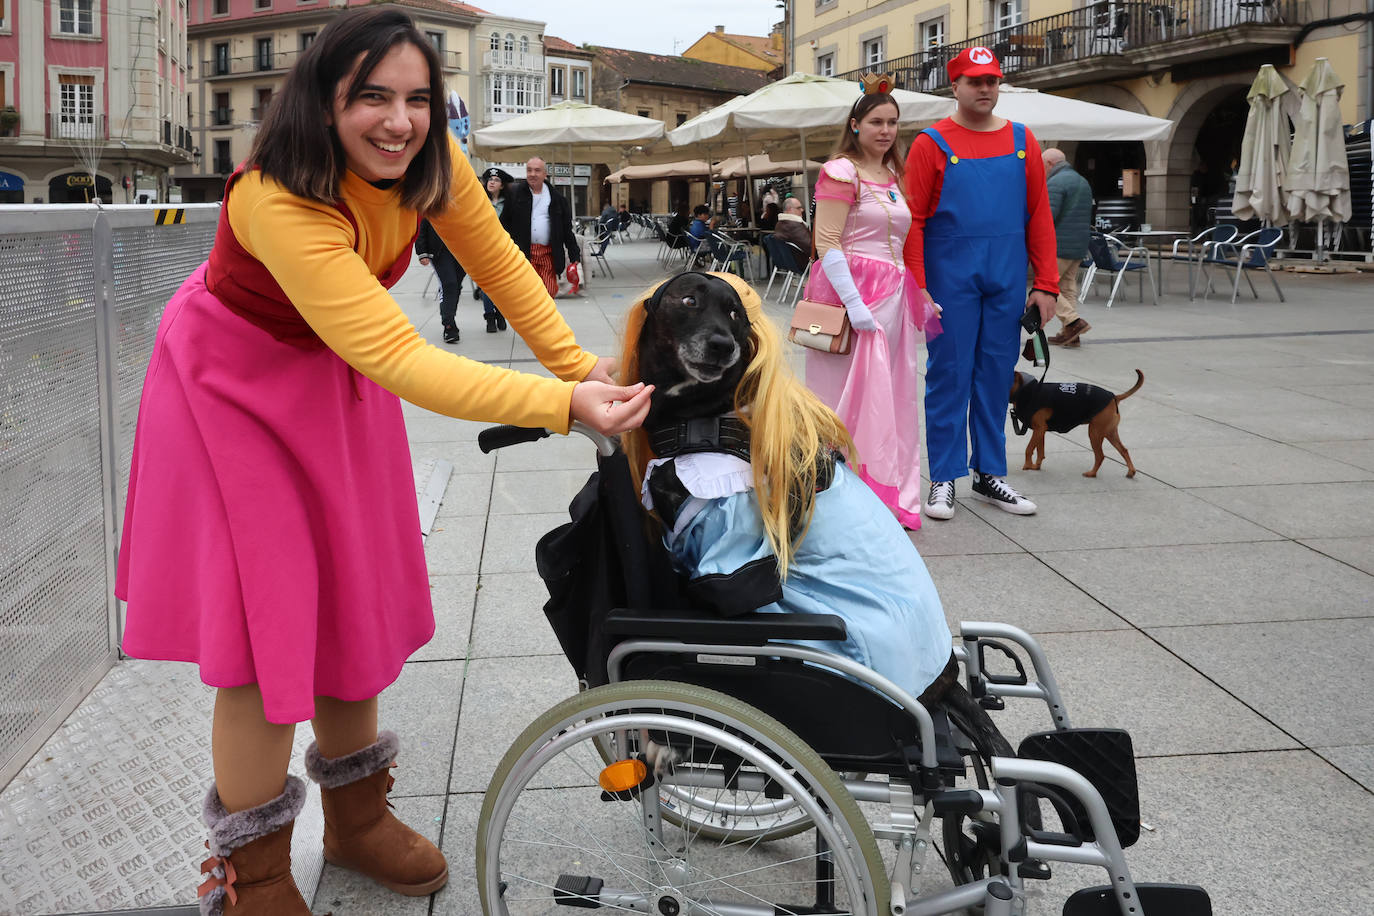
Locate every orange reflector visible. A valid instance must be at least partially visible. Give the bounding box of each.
[599,759,648,793]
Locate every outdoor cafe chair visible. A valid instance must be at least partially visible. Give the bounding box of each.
[708,231,753,281]
[762,235,808,305]
[1200,226,1286,304]
[1084,232,1157,307]
[587,228,615,280]
[1163,225,1238,296]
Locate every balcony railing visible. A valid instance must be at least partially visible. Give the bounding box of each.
[482,50,544,73]
[204,48,302,78]
[841,0,1305,92]
[212,106,232,126]
[47,113,107,141]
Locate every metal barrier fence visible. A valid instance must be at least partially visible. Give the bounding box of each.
[0,204,218,788]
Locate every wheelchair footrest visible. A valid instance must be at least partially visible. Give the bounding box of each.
[554,874,605,908]
[1063,883,1211,916]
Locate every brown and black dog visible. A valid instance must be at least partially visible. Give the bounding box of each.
[1010,370,1144,478]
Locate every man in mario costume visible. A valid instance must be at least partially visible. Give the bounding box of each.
[904,46,1059,520]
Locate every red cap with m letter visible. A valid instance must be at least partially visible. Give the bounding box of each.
[947,46,1004,81]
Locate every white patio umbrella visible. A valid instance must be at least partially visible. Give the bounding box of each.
[1285,57,1351,231]
[714,153,823,180]
[992,85,1173,141]
[667,72,951,210]
[468,101,665,217]
[1232,64,1291,225]
[606,160,713,183]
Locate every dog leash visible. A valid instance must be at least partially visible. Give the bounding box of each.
[1012,305,1051,437]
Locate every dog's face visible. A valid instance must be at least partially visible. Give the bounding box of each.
[637,272,752,425]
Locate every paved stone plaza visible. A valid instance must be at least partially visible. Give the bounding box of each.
[3,231,1372,915]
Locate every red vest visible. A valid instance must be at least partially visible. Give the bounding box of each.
[205,168,418,349]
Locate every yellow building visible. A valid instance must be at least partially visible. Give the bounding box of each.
[179,0,482,202]
[683,25,786,76]
[790,0,1372,233]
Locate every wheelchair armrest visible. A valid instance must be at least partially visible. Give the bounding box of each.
[605,606,848,644]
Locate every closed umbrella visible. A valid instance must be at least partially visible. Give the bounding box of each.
[1232,64,1291,224]
[1285,58,1351,229]
[469,101,665,218]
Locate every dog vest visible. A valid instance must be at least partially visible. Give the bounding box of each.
[1011,379,1115,434]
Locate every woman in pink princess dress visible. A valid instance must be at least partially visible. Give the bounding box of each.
[803,85,940,529]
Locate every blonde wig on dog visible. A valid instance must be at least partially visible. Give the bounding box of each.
[619,272,856,575]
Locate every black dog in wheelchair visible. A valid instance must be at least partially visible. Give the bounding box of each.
[471,272,1211,916]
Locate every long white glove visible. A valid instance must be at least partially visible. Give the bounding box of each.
[819,249,878,332]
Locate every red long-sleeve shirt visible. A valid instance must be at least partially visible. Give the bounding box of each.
[901,118,1060,296]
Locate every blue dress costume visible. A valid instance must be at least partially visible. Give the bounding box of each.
[644,453,952,699]
[921,123,1029,482]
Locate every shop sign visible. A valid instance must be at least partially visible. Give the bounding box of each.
[66,173,95,188]
[0,170,23,191]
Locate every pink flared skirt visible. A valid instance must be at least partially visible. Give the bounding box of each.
[115,265,434,723]
[804,257,939,530]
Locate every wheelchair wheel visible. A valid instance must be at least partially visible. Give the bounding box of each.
[478,680,889,915]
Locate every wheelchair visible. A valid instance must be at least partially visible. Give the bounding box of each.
[474,423,1212,916]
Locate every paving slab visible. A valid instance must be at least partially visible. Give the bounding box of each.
[379,661,465,798]
[1038,540,1374,628]
[479,511,570,574]
[1297,536,1374,575]
[489,467,591,515]
[970,629,1297,757]
[908,504,1028,556]
[925,553,1132,634]
[469,572,564,660]
[422,518,487,576]
[1313,744,1374,793]
[1195,406,1374,443]
[1148,617,1374,747]
[447,655,580,795]
[1114,440,1374,487]
[965,488,1283,550]
[1289,383,1374,408]
[432,793,483,916]
[434,473,494,518]
[413,574,477,663]
[1190,481,1374,539]
[1297,438,1374,472]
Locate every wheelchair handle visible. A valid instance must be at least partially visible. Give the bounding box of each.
[478,424,551,453]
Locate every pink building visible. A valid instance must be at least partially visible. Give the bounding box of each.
[0,0,193,203]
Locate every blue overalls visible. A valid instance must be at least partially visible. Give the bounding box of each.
[921,123,1029,482]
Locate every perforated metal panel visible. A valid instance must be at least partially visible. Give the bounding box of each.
[109,220,217,506]
[0,225,113,785]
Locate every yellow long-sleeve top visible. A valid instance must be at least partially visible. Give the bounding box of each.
[226,135,597,433]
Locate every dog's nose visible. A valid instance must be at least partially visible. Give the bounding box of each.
[704,331,737,363]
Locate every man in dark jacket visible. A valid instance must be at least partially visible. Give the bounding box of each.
[771,196,812,257]
[415,219,463,343]
[500,156,581,297]
[1043,148,1093,347]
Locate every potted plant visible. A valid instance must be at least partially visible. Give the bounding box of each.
[0,106,18,136]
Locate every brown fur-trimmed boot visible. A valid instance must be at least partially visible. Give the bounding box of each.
[305,731,449,896]
[198,776,313,914]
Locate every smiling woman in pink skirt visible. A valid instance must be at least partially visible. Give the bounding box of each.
[115,8,652,913]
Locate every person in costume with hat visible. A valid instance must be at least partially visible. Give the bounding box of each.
[476,165,513,332]
[802,74,941,530]
[903,46,1059,520]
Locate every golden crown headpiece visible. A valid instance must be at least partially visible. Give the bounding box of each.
[859,72,896,95]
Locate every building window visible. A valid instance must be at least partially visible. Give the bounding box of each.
[300,31,315,51]
[256,37,273,71]
[213,0,228,14]
[920,18,944,48]
[637,109,651,118]
[676,112,688,127]
[572,69,585,99]
[214,42,229,75]
[490,31,499,50]
[58,73,96,136]
[255,0,270,9]
[816,53,834,77]
[515,76,527,109]
[862,37,884,68]
[214,138,232,174]
[549,67,564,98]
[520,35,529,55]
[426,31,444,54]
[254,87,272,121]
[58,0,95,36]
[213,90,230,125]
[993,0,1023,31]
[504,33,514,65]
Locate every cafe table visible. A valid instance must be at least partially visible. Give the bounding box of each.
[1111,229,1192,297]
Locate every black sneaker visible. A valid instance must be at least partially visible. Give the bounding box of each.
[485,315,498,333]
[970,472,1036,515]
[443,325,460,344]
[924,480,955,520]
[495,313,507,331]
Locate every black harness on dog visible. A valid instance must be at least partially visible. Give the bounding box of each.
[647,415,752,462]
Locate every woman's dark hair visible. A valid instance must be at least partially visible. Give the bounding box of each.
[831,91,906,187]
[246,7,452,215]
